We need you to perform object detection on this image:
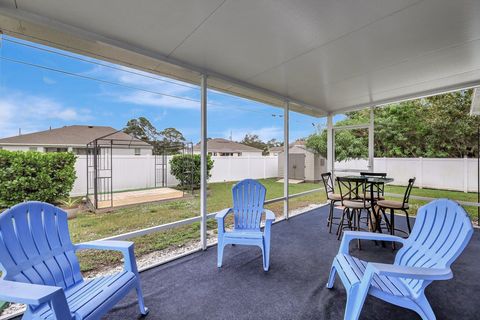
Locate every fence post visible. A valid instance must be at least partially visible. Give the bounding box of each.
[263,157,267,179]
[464,156,468,193]
[418,157,423,189]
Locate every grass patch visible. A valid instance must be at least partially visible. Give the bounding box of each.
[69,179,477,273]
[71,178,323,272]
[384,185,479,222]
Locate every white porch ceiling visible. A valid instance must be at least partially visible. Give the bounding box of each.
[0,0,479,116]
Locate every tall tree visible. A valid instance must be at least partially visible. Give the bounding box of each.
[124,117,186,154]
[241,134,269,155]
[158,127,186,153]
[306,90,480,161]
[124,117,159,142]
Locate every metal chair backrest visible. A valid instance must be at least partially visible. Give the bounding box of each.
[360,172,387,198]
[232,179,266,231]
[0,201,83,289]
[336,176,368,206]
[402,177,416,206]
[321,172,335,197]
[394,199,473,296]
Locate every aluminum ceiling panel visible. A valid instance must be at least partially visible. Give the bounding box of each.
[0,0,479,115]
[13,0,226,56]
[170,0,419,80]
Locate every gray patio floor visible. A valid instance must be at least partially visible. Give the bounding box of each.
[103,205,479,320]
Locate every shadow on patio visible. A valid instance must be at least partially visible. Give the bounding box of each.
[102,206,479,320]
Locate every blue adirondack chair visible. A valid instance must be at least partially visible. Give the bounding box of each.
[326,199,473,320]
[216,179,275,271]
[0,201,148,319]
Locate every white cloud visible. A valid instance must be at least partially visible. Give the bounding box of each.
[84,65,202,110]
[25,96,91,121]
[118,91,199,110]
[0,91,92,138]
[42,76,56,85]
[224,126,283,142]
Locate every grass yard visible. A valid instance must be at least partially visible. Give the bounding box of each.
[72,178,323,273]
[70,179,478,273]
[384,184,480,222]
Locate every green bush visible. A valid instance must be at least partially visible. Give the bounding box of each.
[0,150,77,207]
[170,154,214,189]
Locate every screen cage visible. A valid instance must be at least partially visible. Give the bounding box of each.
[86,130,194,210]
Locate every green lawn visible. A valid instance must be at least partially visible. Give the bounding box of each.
[71,179,478,273]
[72,178,323,273]
[384,185,480,222]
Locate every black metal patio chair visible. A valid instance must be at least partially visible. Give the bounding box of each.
[321,172,342,233]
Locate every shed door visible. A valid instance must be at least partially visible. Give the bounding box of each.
[289,154,305,180]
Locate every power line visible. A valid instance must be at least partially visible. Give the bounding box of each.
[1,35,301,119]
[0,55,205,104]
[0,54,282,117]
[2,28,317,120]
[3,37,200,91]
[2,35,288,117]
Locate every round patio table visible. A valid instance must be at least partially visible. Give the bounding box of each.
[341,175,394,233]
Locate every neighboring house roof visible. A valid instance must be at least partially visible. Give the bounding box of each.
[0,125,152,147]
[193,138,263,153]
[269,146,285,152]
[269,140,306,153]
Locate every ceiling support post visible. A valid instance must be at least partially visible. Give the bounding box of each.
[284,100,290,220]
[368,106,375,172]
[327,114,334,174]
[200,74,208,250]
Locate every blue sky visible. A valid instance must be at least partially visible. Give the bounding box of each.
[0,35,326,143]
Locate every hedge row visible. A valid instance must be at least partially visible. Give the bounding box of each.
[0,150,77,207]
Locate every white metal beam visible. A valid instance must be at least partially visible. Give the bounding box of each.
[332,123,369,131]
[332,80,480,115]
[283,101,289,220]
[200,74,208,250]
[326,114,333,173]
[368,106,374,172]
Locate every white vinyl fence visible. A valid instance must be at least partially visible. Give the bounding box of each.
[71,155,279,196]
[336,157,479,193]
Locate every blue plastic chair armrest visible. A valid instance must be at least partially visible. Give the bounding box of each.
[76,240,138,272]
[264,209,275,222]
[369,263,453,280]
[216,208,233,235]
[76,240,133,254]
[0,280,65,305]
[339,231,404,254]
[215,208,233,220]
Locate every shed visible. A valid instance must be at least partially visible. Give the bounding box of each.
[277,140,326,182]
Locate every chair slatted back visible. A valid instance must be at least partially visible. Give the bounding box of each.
[360,172,386,198]
[394,199,473,295]
[321,172,335,196]
[337,176,367,204]
[402,177,416,206]
[0,202,83,289]
[232,179,266,231]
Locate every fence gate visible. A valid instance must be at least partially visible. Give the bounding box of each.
[155,153,167,187]
[86,140,113,209]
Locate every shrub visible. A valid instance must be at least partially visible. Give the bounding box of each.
[170,154,214,189]
[0,150,77,207]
